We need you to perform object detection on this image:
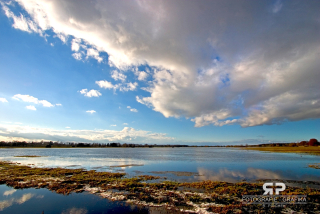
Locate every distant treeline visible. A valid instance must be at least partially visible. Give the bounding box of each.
[0,138,318,148]
[225,138,320,147]
[0,141,189,148]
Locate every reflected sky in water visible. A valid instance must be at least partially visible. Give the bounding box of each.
[0,185,150,214]
[0,147,319,183]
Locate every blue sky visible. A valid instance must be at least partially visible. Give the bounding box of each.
[0,0,319,145]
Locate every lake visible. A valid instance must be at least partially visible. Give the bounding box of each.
[1,147,320,213]
[0,147,319,183]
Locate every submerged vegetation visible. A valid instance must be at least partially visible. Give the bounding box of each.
[309,163,320,169]
[0,161,319,213]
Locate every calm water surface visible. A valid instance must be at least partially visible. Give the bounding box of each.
[1,148,320,213]
[0,185,157,214]
[0,147,319,183]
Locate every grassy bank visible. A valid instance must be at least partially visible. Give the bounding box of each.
[0,161,319,213]
[241,146,320,155]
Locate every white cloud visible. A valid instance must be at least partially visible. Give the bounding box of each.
[38,100,54,107]
[5,0,320,127]
[86,110,96,114]
[0,124,174,143]
[86,48,103,63]
[71,38,81,52]
[13,94,38,103]
[65,127,70,129]
[56,33,67,43]
[1,2,41,34]
[95,80,116,89]
[123,123,128,125]
[12,94,54,107]
[85,90,101,97]
[240,91,320,127]
[26,105,36,110]
[119,82,138,92]
[110,124,116,127]
[0,98,8,103]
[95,80,138,92]
[127,106,138,112]
[79,89,101,97]
[130,108,138,113]
[56,103,62,106]
[72,52,82,60]
[191,109,238,128]
[111,70,126,82]
[137,71,148,81]
[133,68,148,81]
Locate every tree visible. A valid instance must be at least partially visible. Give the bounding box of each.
[308,139,319,146]
[110,143,119,147]
[298,141,308,146]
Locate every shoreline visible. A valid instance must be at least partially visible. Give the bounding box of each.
[1,161,319,213]
[2,145,320,157]
[240,146,320,155]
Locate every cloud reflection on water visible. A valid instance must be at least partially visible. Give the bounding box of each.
[61,207,88,214]
[0,199,13,211]
[0,193,35,211]
[3,189,16,196]
[197,167,320,182]
[0,156,146,172]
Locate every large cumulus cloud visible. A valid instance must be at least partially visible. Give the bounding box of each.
[2,0,320,127]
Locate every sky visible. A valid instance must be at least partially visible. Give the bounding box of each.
[0,0,319,145]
